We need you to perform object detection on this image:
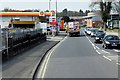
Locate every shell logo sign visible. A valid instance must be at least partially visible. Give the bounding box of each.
[39,11,45,16]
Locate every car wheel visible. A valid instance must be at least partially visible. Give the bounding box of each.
[94,40,96,43]
[103,44,107,49]
[69,34,71,37]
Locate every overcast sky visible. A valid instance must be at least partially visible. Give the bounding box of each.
[0,0,92,12]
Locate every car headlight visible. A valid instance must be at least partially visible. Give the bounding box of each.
[118,41,120,44]
[105,41,110,44]
[96,37,99,39]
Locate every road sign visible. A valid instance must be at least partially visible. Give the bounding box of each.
[49,17,56,22]
[68,22,74,28]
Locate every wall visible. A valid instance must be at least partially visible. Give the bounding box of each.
[87,19,92,27]
[92,21,102,27]
[86,19,102,27]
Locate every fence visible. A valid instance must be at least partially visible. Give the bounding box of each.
[1,28,46,61]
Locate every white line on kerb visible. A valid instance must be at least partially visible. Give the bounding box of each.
[103,55,112,61]
[96,50,101,54]
[40,36,67,78]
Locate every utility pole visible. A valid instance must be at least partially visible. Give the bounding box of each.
[0,25,1,51]
[56,0,59,35]
[56,0,57,22]
[49,0,51,11]
[118,11,120,37]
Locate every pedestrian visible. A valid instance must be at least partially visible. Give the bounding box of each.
[65,25,68,33]
[52,26,56,37]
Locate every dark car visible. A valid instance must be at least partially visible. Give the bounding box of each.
[96,30,104,35]
[94,33,106,43]
[102,35,120,49]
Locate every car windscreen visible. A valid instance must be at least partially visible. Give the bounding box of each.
[96,33,105,37]
[106,36,119,40]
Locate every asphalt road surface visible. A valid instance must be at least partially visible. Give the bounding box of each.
[38,29,119,79]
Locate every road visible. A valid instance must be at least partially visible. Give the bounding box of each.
[37,29,119,79]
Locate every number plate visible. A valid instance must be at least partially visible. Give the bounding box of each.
[112,43,117,46]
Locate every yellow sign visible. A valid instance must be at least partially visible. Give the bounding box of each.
[39,11,45,16]
[40,11,44,15]
[8,30,16,33]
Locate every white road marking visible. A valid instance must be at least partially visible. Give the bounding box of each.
[96,46,100,49]
[113,49,120,52]
[38,43,56,78]
[86,36,96,50]
[93,45,96,50]
[102,50,110,54]
[103,55,112,61]
[83,30,118,63]
[116,63,120,65]
[96,50,101,54]
[40,36,67,78]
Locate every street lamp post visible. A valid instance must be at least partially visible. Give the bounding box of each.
[56,0,57,22]
[56,0,59,35]
[118,13,120,37]
[49,0,51,11]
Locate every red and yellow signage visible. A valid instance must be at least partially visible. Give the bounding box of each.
[0,12,52,17]
[60,20,64,30]
[39,11,45,16]
[51,10,55,16]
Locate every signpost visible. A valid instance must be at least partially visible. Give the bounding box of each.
[0,25,2,50]
[68,22,74,28]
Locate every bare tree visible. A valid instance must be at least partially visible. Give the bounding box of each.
[112,0,120,15]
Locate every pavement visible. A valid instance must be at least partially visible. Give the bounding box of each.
[2,32,66,79]
[105,31,119,36]
[36,29,119,79]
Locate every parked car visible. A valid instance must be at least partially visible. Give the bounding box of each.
[102,35,120,49]
[84,27,90,33]
[94,33,106,43]
[86,28,97,36]
[86,28,92,35]
[96,30,104,35]
[90,29,98,37]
